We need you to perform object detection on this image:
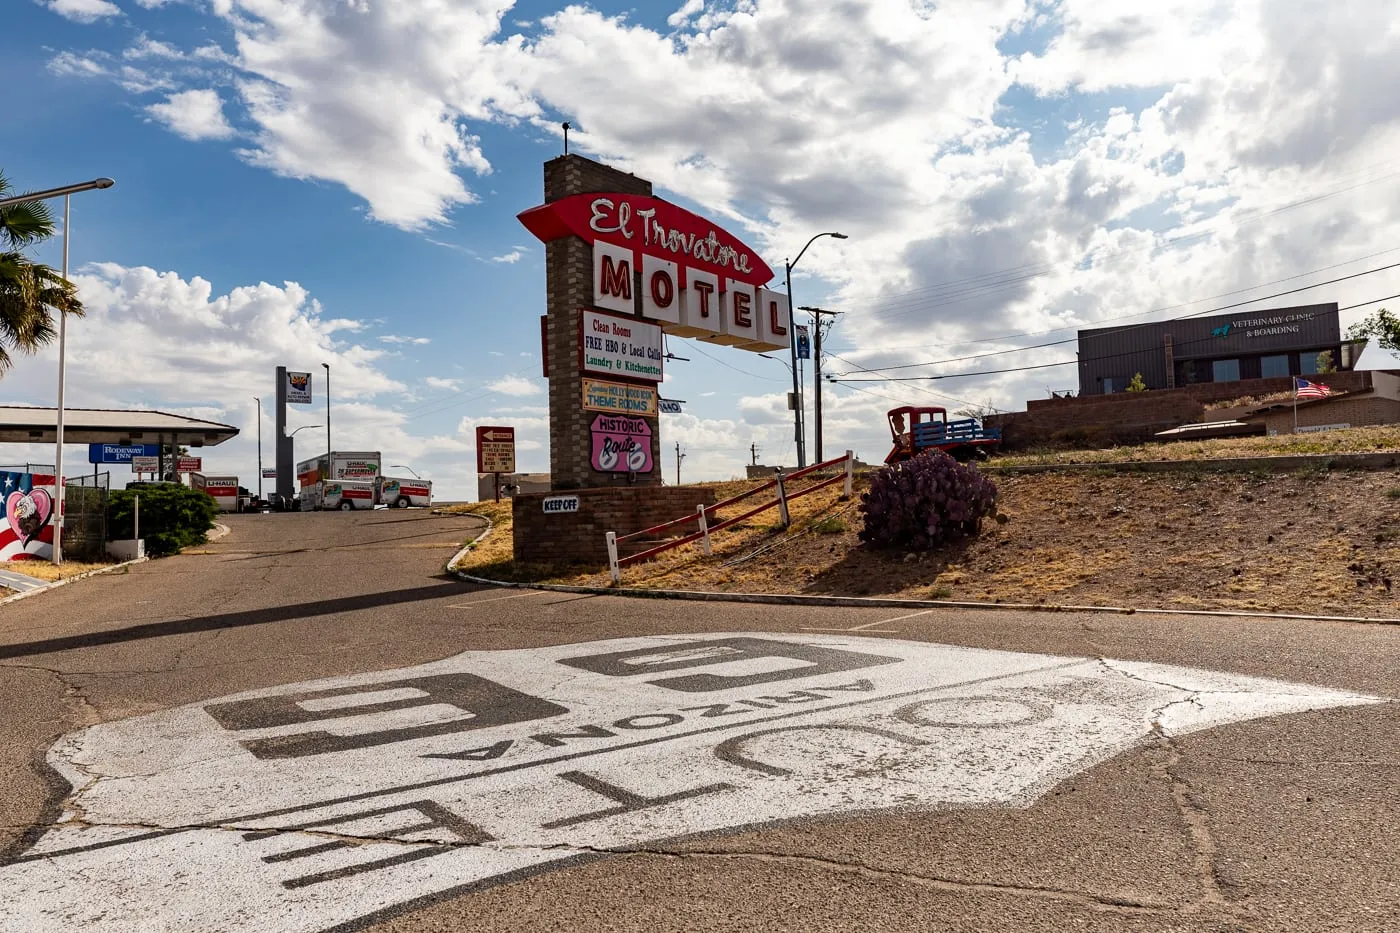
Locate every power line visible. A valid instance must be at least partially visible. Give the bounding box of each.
[832,291,1400,384]
[831,261,1400,379]
[856,162,1400,323]
[825,245,1400,355]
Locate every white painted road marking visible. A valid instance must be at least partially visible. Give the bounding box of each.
[801,608,937,633]
[446,590,552,607]
[0,633,1380,932]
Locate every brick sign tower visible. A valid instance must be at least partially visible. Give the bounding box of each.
[540,156,658,489]
[514,153,789,563]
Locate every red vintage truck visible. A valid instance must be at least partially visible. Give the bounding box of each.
[884,406,1001,464]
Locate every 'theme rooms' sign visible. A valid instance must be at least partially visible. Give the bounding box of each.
[518,193,790,353]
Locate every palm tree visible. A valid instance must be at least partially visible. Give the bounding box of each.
[0,171,82,375]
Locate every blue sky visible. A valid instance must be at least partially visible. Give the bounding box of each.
[5,0,1400,497]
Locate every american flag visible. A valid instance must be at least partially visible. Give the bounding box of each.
[0,472,57,562]
[1294,378,1332,401]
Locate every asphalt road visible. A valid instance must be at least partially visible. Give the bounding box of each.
[0,509,1397,932]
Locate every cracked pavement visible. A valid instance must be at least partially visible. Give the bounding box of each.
[2,509,1399,931]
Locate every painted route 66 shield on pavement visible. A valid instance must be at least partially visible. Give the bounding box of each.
[0,634,1379,932]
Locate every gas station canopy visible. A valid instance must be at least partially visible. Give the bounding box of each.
[0,407,239,447]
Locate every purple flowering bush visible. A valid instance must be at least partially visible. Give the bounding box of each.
[859,450,999,551]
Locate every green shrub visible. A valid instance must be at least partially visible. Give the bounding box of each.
[810,516,847,534]
[1385,488,1400,500]
[108,485,218,556]
[859,450,999,551]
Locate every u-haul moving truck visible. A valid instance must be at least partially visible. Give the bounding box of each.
[191,473,240,512]
[298,451,383,511]
[377,476,432,508]
[320,480,376,511]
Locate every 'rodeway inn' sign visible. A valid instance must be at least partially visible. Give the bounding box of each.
[519,193,789,353]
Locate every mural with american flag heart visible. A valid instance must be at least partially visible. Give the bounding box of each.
[0,472,57,562]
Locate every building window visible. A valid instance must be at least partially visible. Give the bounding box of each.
[1212,358,1241,382]
[1261,354,1290,378]
[1299,351,1324,375]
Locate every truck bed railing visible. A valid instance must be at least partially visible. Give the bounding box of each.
[911,419,1001,445]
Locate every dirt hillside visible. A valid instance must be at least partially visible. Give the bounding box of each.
[455,465,1399,617]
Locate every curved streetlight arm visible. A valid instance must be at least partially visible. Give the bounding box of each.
[286,424,322,438]
[789,231,848,273]
[390,464,421,479]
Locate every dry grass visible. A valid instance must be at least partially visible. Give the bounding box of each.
[2,560,117,583]
[453,466,1400,616]
[994,424,1400,467]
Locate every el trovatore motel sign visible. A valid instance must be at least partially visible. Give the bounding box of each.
[518,192,789,352]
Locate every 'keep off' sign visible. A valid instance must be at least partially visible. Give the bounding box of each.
[0,634,1375,933]
[590,414,652,473]
[474,425,515,474]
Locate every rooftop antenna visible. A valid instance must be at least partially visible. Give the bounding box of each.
[562,121,571,155]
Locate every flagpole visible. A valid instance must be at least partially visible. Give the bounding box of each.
[1293,377,1298,434]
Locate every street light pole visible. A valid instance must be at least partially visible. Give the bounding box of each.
[390,464,421,479]
[800,306,841,462]
[783,259,803,468]
[254,397,263,499]
[322,362,331,461]
[783,232,847,469]
[8,177,120,565]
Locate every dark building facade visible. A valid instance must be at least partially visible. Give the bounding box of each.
[1078,303,1343,396]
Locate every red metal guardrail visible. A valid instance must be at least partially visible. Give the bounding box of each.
[607,451,854,583]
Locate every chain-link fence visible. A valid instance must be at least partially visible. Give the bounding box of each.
[62,472,109,562]
[0,464,56,475]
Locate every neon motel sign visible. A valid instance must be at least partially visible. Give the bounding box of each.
[518,193,791,353]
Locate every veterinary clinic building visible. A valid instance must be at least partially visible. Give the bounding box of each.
[1078,303,1344,396]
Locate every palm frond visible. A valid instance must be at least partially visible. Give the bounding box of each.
[0,171,57,249]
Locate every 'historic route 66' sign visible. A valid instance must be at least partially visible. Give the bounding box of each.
[0,634,1377,932]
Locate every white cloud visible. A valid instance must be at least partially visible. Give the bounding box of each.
[0,263,516,496]
[146,89,236,141]
[44,0,122,23]
[425,376,462,390]
[378,335,431,345]
[37,0,1400,429]
[486,375,542,397]
[667,0,705,28]
[125,35,184,60]
[490,249,523,263]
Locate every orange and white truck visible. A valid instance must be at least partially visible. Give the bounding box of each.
[320,480,377,511]
[298,451,382,511]
[377,476,433,508]
[190,473,241,512]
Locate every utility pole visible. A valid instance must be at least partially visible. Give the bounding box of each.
[750,443,760,465]
[675,442,686,485]
[253,396,263,499]
[800,306,841,463]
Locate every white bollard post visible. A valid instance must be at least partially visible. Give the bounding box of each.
[606,531,621,585]
[775,469,791,528]
[843,449,854,499]
[697,504,712,556]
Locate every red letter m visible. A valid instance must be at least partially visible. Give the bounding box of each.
[600,255,632,300]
